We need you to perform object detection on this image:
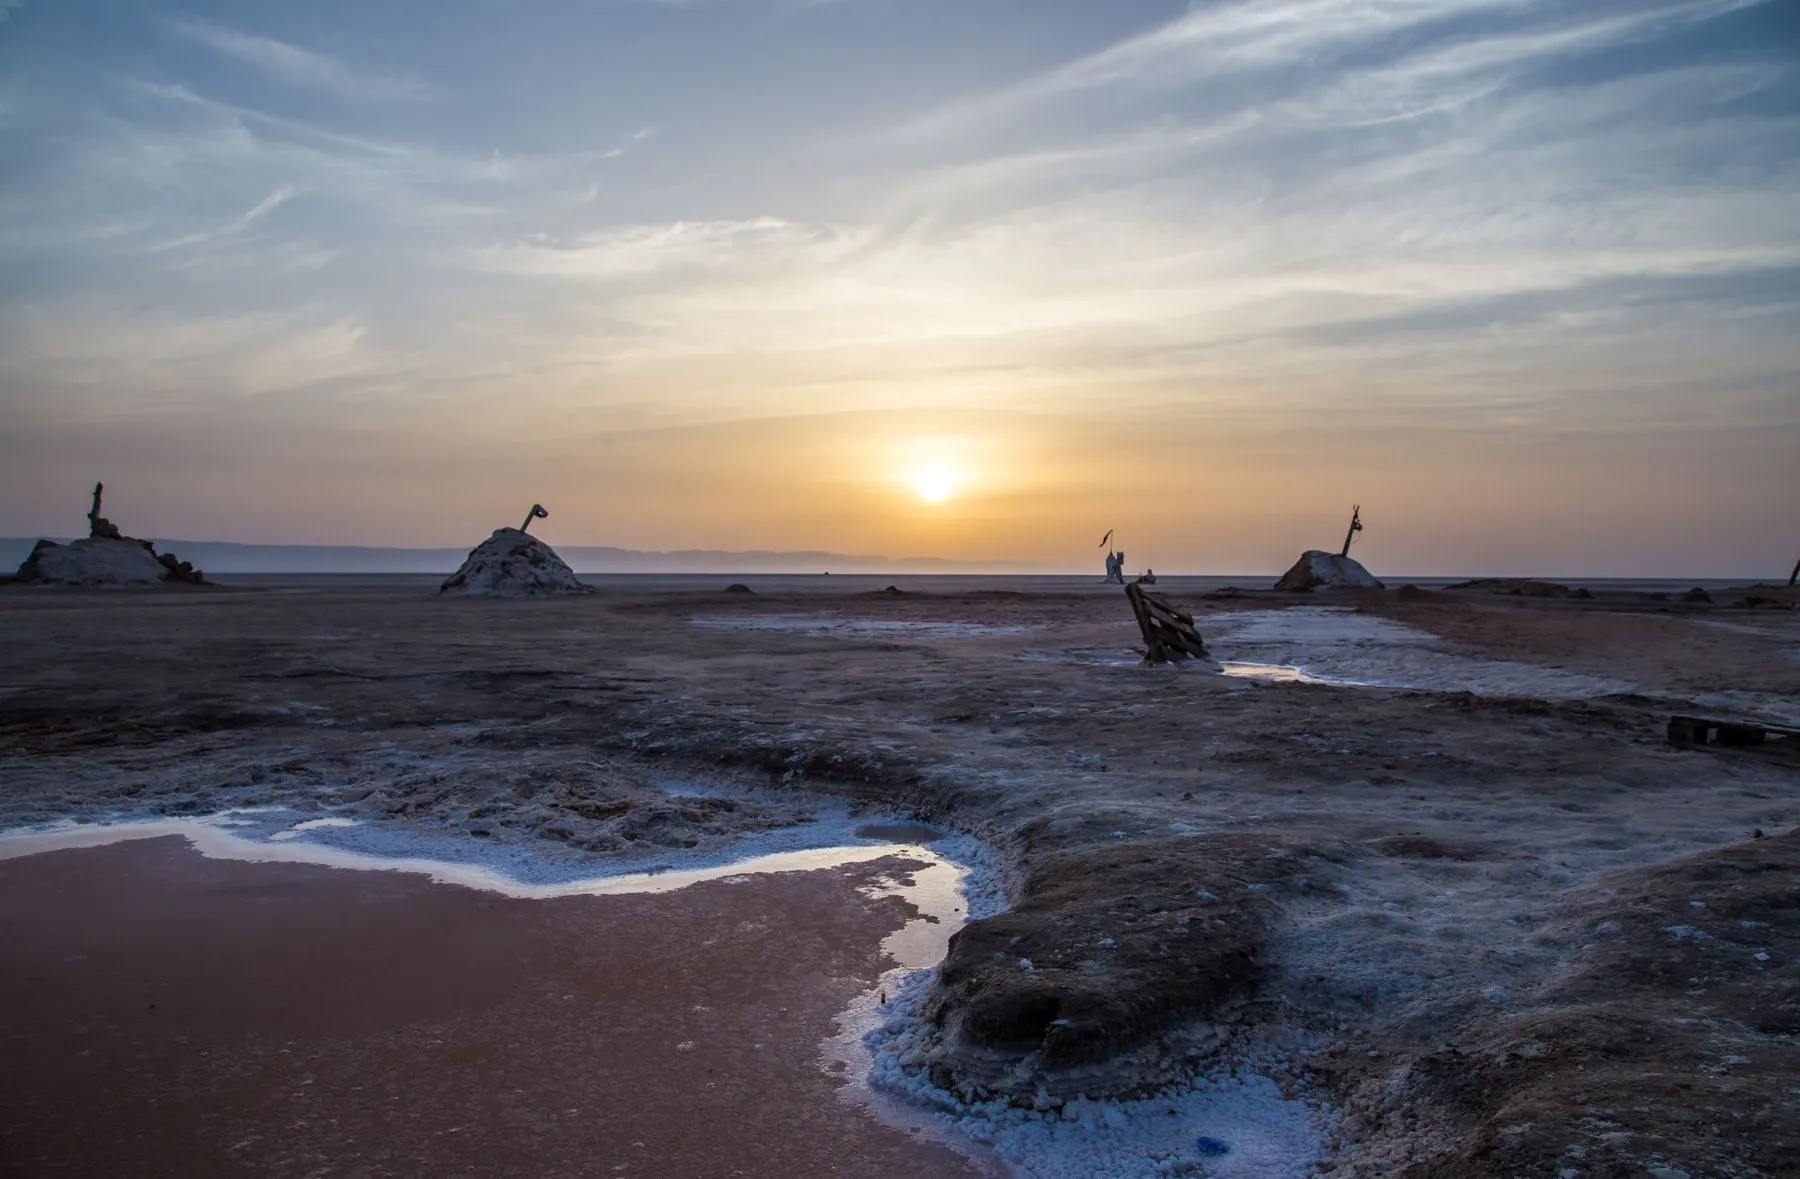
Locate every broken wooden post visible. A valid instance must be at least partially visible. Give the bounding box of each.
[521,503,549,533]
[1339,504,1363,558]
[1126,583,1207,666]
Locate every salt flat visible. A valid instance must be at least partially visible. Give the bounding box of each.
[0,575,1795,1177]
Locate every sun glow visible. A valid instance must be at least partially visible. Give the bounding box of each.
[911,465,958,503]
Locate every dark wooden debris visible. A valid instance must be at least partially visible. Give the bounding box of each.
[1125,583,1207,666]
[1668,714,1798,757]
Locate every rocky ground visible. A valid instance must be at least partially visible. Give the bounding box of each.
[1,577,1796,1176]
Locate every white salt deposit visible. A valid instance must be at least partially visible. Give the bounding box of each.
[1210,608,1630,698]
[0,809,956,904]
[851,971,1334,1179]
[267,816,361,841]
[1218,662,1342,686]
[20,537,173,586]
[439,528,589,597]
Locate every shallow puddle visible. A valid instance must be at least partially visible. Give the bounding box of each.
[0,812,1336,1179]
[854,820,948,843]
[0,817,984,1178]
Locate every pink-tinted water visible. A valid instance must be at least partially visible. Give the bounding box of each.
[0,837,982,1178]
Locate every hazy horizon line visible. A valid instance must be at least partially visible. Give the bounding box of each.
[1,536,1785,583]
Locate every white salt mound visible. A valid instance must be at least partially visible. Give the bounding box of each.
[440,528,590,597]
[19,538,177,587]
[1273,550,1383,592]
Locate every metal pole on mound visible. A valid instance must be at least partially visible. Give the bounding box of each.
[1339,505,1363,558]
[1789,555,1799,587]
[521,504,549,533]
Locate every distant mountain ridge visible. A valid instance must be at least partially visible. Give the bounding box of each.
[0,537,1054,575]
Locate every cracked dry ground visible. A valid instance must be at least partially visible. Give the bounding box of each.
[2,582,1797,1176]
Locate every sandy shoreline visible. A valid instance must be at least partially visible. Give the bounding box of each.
[1,577,1796,1176]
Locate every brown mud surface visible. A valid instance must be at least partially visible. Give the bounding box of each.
[0,836,979,1178]
[1,578,1797,1175]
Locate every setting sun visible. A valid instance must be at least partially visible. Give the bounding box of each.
[911,465,958,503]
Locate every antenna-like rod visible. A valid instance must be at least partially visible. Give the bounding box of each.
[521,503,549,533]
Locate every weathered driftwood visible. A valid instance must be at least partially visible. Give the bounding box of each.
[1125,583,1207,666]
[1668,714,1798,756]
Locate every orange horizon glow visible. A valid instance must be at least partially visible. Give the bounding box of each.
[0,2,1794,578]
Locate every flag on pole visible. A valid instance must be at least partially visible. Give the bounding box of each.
[1098,528,1114,549]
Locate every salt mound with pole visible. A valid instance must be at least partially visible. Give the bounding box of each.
[439,504,591,597]
[7,483,206,588]
[1274,505,1384,591]
[1274,550,1383,591]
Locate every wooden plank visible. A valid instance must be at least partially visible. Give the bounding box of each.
[1143,597,1194,627]
[1668,714,1799,753]
[1125,584,1207,665]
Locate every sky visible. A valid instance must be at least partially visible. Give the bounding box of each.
[0,0,1796,576]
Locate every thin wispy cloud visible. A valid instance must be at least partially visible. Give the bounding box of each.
[148,185,299,252]
[167,18,426,101]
